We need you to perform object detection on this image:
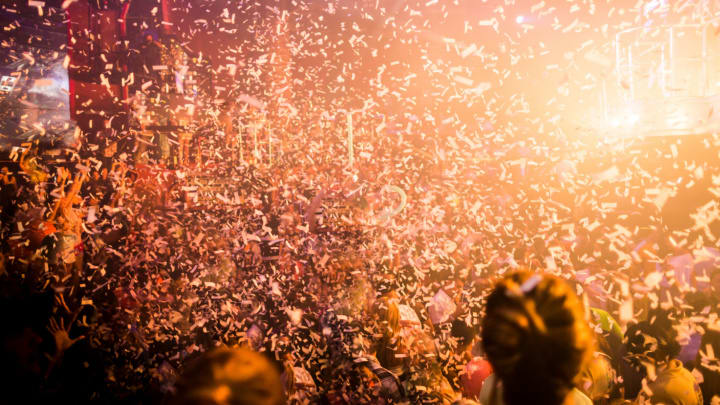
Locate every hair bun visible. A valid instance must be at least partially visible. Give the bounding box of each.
[482,271,594,405]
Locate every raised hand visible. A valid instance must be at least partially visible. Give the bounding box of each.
[47,312,84,356]
[54,292,71,314]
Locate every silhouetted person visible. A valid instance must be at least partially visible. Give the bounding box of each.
[479,272,594,405]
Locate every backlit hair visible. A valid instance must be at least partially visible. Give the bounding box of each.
[481,271,594,405]
[171,346,284,405]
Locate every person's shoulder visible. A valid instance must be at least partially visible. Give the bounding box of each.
[477,373,498,405]
[571,388,593,405]
[647,360,703,405]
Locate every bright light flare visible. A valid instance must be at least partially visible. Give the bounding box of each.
[515,15,525,24]
[628,113,640,126]
[608,110,640,129]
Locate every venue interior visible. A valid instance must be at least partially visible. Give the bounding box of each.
[1,0,720,404]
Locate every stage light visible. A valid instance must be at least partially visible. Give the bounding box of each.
[628,113,640,126]
[516,15,525,24]
[607,110,639,130]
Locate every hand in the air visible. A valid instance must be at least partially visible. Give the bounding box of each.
[47,315,84,356]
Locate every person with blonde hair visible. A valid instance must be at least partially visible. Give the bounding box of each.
[169,346,284,405]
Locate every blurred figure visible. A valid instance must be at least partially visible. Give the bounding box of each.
[461,356,492,400]
[622,308,703,404]
[140,33,164,84]
[169,346,284,405]
[620,306,704,404]
[635,358,703,405]
[479,271,594,405]
[577,353,615,404]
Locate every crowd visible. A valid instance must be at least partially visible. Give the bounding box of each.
[1,101,719,405]
[2,1,720,404]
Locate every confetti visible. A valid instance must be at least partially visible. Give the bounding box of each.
[1,1,718,403]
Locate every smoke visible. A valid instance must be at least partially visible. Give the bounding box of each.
[21,58,74,142]
[27,61,69,100]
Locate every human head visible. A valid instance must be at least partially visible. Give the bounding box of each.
[481,271,594,405]
[640,359,703,405]
[578,353,615,401]
[451,319,476,352]
[624,307,680,365]
[171,346,284,405]
[461,357,492,398]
